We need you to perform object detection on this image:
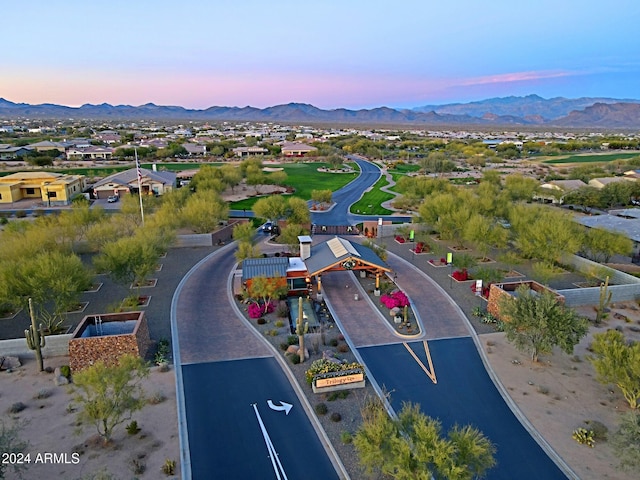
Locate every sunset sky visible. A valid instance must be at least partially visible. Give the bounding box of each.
[2,0,639,109]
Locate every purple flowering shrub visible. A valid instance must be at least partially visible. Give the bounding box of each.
[248,301,276,318]
[380,291,409,309]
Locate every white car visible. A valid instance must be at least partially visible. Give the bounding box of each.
[107,195,119,203]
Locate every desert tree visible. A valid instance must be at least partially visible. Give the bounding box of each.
[498,284,589,362]
[581,227,633,263]
[588,330,640,409]
[0,420,29,479]
[247,275,288,313]
[610,411,640,471]
[1,251,92,333]
[354,399,496,480]
[234,241,261,262]
[232,222,257,245]
[73,354,149,444]
[180,190,229,234]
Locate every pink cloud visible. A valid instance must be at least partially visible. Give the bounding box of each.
[455,70,574,87]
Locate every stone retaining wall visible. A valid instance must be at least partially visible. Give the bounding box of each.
[68,312,151,371]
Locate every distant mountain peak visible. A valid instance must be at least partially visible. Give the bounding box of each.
[0,96,639,127]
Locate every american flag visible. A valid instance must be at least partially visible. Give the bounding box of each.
[135,151,142,185]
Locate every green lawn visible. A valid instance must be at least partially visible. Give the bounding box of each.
[389,163,421,174]
[543,152,640,164]
[349,176,394,215]
[230,162,359,209]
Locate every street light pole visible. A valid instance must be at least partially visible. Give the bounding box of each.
[45,183,51,207]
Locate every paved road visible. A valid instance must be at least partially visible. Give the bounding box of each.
[173,245,340,479]
[358,339,567,480]
[322,250,570,480]
[311,156,411,226]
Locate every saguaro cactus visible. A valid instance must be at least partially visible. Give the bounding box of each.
[595,276,612,325]
[25,298,46,372]
[296,297,308,362]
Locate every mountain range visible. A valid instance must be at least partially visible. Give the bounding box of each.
[1,95,639,128]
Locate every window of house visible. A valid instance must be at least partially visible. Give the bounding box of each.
[49,191,57,198]
[26,188,35,195]
[289,278,308,290]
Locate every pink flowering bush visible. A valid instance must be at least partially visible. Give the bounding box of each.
[380,291,410,309]
[248,301,276,318]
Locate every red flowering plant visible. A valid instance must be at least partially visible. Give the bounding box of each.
[380,290,410,309]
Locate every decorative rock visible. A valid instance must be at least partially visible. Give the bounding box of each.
[0,356,21,370]
[157,362,170,372]
[286,345,300,355]
[55,375,69,386]
[54,367,62,377]
[322,351,342,364]
[390,307,401,316]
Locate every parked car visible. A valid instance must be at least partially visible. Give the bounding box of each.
[261,221,273,233]
[107,195,119,203]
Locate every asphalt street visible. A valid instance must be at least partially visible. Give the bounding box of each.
[173,245,341,479]
[358,338,568,480]
[182,357,339,480]
[311,156,411,226]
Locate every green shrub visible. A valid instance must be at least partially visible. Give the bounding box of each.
[290,353,300,364]
[126,420,141,435]
[327,391,350,401]
[257,317,266,325]
[572,427,595,447]
[340,431,353,444]
[315,403,328,415]
[330,412,342,422]
[279,342,289,351]
[130,458,146,475]
[8,402,27,414]
[584,420,608,441]
[287,335,298,345]
[60,365,71,378]
[162,459,176,476]
[155,339,170,365]
[33,389,52,400]
[275,303,289,318]
[329,338,339,347]
[274,320,284,328]
[148,391,167,405]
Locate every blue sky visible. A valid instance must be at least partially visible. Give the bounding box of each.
[2,0,639,109]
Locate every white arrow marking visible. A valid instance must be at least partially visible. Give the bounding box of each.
[267,400,293,415]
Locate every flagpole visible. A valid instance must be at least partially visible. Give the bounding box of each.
[135,148,145,226]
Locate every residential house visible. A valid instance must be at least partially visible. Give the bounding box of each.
[232,146,269,157]
[0,144,33,160]
[588,177,635,190]
[66,146,114,160]
[0,171,86,205]
[27,140,66,153]
[280,142,317,157]
[537,179,587,204]
[92,167,176,199]
[183,143,207,156]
